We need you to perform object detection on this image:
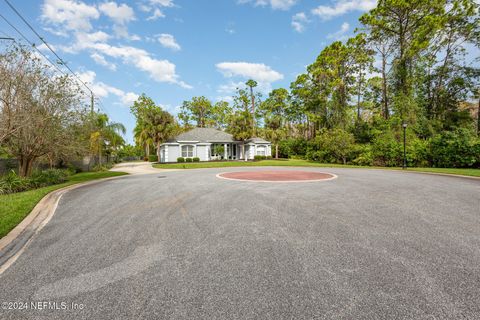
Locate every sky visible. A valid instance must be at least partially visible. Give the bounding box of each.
[0,0,476,143]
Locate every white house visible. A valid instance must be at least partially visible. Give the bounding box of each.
[159,128,272,162]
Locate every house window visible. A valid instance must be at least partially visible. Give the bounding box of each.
[256,145,266,156]
[182,145,194,158]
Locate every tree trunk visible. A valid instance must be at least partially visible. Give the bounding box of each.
[275,144,279,159]
[19,156,34,177]
[145,143,150,158]
[381,52,389,119]
[477,91,480,136]
[156,142,161,163]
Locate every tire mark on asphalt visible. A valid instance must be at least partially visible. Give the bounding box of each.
[33,243,166,299]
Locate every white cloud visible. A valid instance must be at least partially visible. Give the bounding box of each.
[141,0,174,20]
[41,0,99,31]
[77,70,138,106]
[147,8,165,20]
[98,2,139,39]
[90,52,117,71]
[312,0,376,20]
[157,34,181,51]
[291,12,309,33]
[87,42,191,88]
[327,22,350,40]
[216,62,284,83]
[238,0,297,10]
[99,2,135,25]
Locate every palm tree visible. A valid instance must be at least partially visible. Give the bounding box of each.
[246,79,258,135]
[90,113,126,165]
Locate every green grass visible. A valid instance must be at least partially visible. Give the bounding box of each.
[0,171,127,239]
[154,159,480,177]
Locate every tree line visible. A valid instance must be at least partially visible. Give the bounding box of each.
[0,45,126,176]
[132,0,480,168]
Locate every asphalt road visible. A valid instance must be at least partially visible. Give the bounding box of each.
[1,167,479,319]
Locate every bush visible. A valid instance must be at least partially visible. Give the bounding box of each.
[177,157,185,162]
[185,157,193,162]
[192,157,200,162]
[29,169,69,188]
[148,155,158,162]
[305,129,355,164]
[92,163,114,172]
[371,130,403,166]
[351,144,373,166]
[0,168,71,195]
[279,138,308,158]
[266,155,273,160]
[254,155,266,161]
[0,170,30,194]
[428,128,480,168]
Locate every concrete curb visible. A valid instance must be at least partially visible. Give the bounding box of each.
[0,175,128,275]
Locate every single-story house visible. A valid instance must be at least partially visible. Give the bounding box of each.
[159,127,272,162]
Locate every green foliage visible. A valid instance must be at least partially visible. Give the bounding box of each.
[429,128,480,168]
[185,157,193,162]
[278,138,308,158]
[0,169,71,195]
[91,163,114,172]
[254,155,267,161]
[177,157,185,163]
[306,129,355,164]
[192,157,200,162]
[148,155,158,162]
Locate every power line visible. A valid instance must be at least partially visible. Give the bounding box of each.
[1,2,111,117]
[0,16,111,118]
[3,0,95,101]
[0,14,68,76]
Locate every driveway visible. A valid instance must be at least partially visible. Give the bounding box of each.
[0,167,479,319]
[110,161,174,175]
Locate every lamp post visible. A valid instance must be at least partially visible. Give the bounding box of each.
[402,122,408,170]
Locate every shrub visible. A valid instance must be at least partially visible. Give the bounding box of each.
[351,144,373,166]
[266,155,273,160]
[254,155,266,161]
[428,128,480,168]
[29,169,69,188]
[279,138,308,158]
[92,163,114,172]
[192,157,200,162]
[148,155,158,162]
[177,157,185,162]
[305,129,355,164]
[185,157,193,162]
[371,130,402,166]
[0,170,30,194]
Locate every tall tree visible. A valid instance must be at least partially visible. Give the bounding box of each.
[180,96,214,128]
[0,46,86,176]
[245,79,258,135]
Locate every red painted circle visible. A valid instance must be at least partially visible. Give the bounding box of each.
[218,171,336,182]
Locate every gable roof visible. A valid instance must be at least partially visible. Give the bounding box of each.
[168,127,236,143]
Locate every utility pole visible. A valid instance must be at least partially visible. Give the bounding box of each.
[402,122,408,170]
[90,92,95,114]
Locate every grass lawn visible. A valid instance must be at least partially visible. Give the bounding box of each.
[154,159,480,178]
[0,171,127,239]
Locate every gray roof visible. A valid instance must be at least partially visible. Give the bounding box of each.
[168,127,236,143]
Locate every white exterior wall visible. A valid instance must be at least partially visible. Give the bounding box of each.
[168,145,180,162]
[196,145,209,161]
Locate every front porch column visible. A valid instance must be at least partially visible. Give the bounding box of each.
[224,143,227,160]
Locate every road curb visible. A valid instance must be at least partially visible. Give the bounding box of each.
[0,175,128,275]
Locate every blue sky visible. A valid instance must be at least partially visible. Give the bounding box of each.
[0,0,476,143]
